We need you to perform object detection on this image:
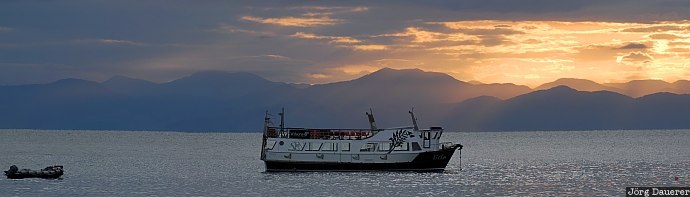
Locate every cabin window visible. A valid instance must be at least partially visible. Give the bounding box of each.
[321,142,337,151]
[288,142,305,151]
[423,132,431,148]
[265,140,277,150]
[433,132,439,139]
[393,142,409,151]
[359,143,377,152]
[341,142,350,151]
[378,143,391,152]
[411,142,422,151]
[306,142,322,151]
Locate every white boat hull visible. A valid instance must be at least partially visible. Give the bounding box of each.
[264,144,461,172]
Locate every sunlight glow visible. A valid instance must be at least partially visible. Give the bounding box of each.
[288,20,690,86]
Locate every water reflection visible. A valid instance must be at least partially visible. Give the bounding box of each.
[0,130,688,196]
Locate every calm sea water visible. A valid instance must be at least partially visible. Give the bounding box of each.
[0,129,688,196]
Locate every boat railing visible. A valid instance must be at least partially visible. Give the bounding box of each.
[266,127,379,140]
[440,142,455,150]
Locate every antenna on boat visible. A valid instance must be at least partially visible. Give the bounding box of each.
[366,108,378,130]
[263,110,270,133]
[409,107,419,131]
[261,110,270,160]
[279,108,285,132]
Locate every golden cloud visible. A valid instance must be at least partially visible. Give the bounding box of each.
[290,32,388,51]
[240,6,367,27]
[241,16,342,27]
[291,32,361,44]
[649,33,683,40]
[618,52,654,63]
[380,27,479,43]
[289,6,368,13]
[336,64,380,75]
[351,44,388,51]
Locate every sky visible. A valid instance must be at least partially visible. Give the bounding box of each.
[1,0,690,87]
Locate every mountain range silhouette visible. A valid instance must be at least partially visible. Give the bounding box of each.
[2,68,689,132]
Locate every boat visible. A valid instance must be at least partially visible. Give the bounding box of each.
[260,109,463,172]
[4,165,64,179]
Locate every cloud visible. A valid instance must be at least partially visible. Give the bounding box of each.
[249,19,690,85]
[97,39,146,46]
[616,43,647,49]
[379,27,479,43]
[262,54,291,60]
[0,26,13,33]
[3,1,690,86]
[478,35,511,46]
[291,32,361,43]
[228,54,293,61]
[574,45,620,62]
[621,25,687,33]
[240,15,343,27]
[289,6,369,14]
[351,44,388,51]
[239,6,368,27]
[467,28,524,36]
[335,64,381,75]
[212,24,276,36]
[307,73,331,79]
[667,48,690,53]
[75,39,147,46]
[649,33,682,40]
[618,52,653,63]
[290,32,389,51]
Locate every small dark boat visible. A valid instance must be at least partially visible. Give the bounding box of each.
[4,165,64,179]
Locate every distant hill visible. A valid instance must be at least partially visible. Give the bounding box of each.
[155,71,290,100]
[538,78,690,98]
[0,68,527,131]
[535,78,620,92]
[261,68,530,128]
[605,80,680,98]
[673,80,690,92]
[1,68,690,132]
[102,75,157,95]
[443,86,690,131]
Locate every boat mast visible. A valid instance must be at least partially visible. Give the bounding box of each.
[261,110,269,160]
[279,108,285,137]
[366,108,378,130]
[409,108,419,131]
[263,110,270,134]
